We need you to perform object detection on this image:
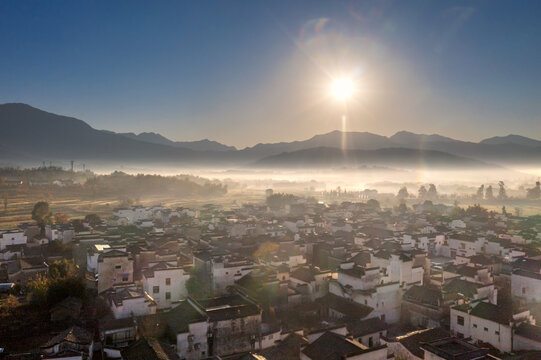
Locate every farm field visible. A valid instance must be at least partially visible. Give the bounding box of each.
[0,188,264,230]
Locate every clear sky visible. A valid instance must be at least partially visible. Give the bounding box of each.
[1,0,541,148]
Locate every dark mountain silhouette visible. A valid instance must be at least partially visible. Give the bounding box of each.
[120,132,237,152]
[0,103,540,168]
[254,147,498,169]
[0,103,200,162]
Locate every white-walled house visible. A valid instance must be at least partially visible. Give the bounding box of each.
[300,331,387,360]
[211,255,254,294]
[329,263,402,323]
[142,262,189,309]
[0,230,27,250]
[370,251,424,287]
[289,266,331,302]
[107,285,156,319]
[512,269,541,304]
[112,206,152,224]
[450,301,533,353]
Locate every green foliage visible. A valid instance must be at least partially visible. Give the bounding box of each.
[366,199,380,211]
[0,295,21,316]
[71,219,86,232]
[186,267,211,299]
[254,241,279,262]
[397,187,409,199]
[27,260,85,307]
[84,213,101,225]
[266,193,296,210]
[32,201,52,234]
[54,212,70,224]
[466,204,489,219]
[85,172,227,198]
[527,181,541,200]
[449,206,466,220]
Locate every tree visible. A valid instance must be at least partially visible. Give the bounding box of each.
[498,181,507,200]
[0,295,20,316]
[449,206,466,220]
[84,213,101,226]
[485,185,494,201]
[427,184,438,200]
[397,187,409,199]
[418,186,427,200]
[186,267,211,299]
[27,274,49,305]
[366,199,380,211]
[526,181,541,200]
[254,242,279,263]
[169,215,181,225]
[397,202,408,213]
[49,259,77,279]
[27,260,85,307]
[72,219,86,232]
[54,212,70,225]
[476,185,485,200]
[266,193,296,210]
[32,201,52,235]
[466,204,489,219]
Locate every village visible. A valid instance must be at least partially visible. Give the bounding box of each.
[1,190,541,360]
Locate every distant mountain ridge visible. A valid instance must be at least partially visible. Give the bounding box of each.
[120,132,237,152]
[0,103,540,168]
[254,147,497,169]
[480,134,541,147]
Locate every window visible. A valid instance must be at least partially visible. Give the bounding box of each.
[153,286,159,294]
[115,265,121,269]
[364,299,368,305]
[523,287,526,294]
[495,330,499,335]
[122,276,128,282]
[166,292,171,300]
[473,324,477,328]
[166,278,171,285]
[484,327,488,332]
[457,316,464,326]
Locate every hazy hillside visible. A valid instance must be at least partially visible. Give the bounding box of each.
[121,132,236,152]
[480,134,541,147]
[254,147,498,169]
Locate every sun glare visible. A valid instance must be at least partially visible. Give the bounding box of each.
[331,77,355,100]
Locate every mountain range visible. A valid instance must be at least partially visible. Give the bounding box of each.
[1,103,540,169]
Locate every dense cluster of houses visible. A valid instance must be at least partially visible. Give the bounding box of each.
[2,198,541,360]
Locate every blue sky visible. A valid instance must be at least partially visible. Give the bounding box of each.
[1,0,540,147]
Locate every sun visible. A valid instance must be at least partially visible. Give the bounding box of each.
[331,77,355,100]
